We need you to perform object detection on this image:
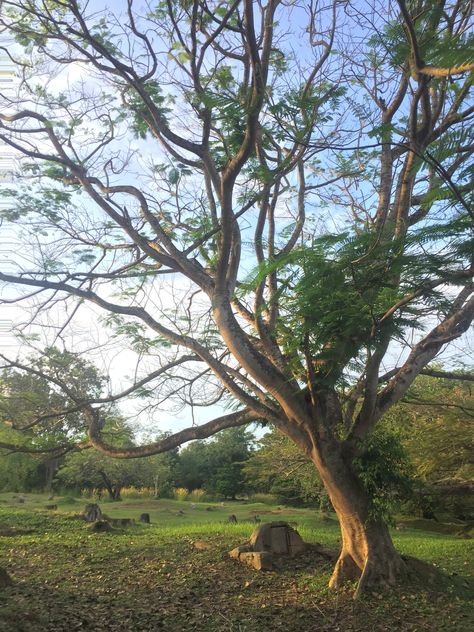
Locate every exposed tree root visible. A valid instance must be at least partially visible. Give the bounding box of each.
[327,549,456,598]
[329,551,360,588]
[354,553,407,598]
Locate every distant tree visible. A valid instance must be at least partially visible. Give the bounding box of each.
[176,441,214,492]
[384,371,474,518]
[0,347,107,490]
[0,449,42,492]
[149,450,179,499]
[57,417,147,500]
[208,427,254,499]
[177,426,254,498]
[244,429,324,507]
[400,374,473,483]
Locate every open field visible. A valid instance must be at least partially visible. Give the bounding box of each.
[0,493,473,631]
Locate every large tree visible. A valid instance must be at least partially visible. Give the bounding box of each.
[0,0,473,595]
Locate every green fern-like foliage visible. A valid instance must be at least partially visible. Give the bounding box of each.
[241,209,472,385]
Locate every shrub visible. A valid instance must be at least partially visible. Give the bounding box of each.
[173,487,189,501]
[80,488,102,501]
[248,493,278,505]
[188,488,206,502]
[120,487,154,500]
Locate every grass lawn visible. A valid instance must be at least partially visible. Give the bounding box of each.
[0,493,472,631]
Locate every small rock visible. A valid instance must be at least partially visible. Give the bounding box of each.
[45,504,57,510]
[239,551,273,571]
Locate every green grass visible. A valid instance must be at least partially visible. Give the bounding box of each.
[0,493,472,631]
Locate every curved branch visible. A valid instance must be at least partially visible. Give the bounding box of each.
[86,407,259,458]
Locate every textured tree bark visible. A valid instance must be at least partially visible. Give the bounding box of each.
[312,445,406,597]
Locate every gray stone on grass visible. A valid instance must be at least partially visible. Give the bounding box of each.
[229,521,307,572]
[249,521,306,556]
[84,503,102,522]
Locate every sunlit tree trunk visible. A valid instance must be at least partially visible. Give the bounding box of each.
[311,442,405,597]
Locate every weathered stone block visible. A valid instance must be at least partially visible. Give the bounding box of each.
[249,521,306,556]
[239,551,273,571]
[84,503,102,522]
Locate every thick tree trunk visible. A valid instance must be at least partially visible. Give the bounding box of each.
[330,513,406,597]
[312,445,406,597]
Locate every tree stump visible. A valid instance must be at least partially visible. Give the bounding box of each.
[83,503,102,522]
[139,513,150,524]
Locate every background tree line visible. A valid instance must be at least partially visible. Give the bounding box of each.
[1,350,472,520]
